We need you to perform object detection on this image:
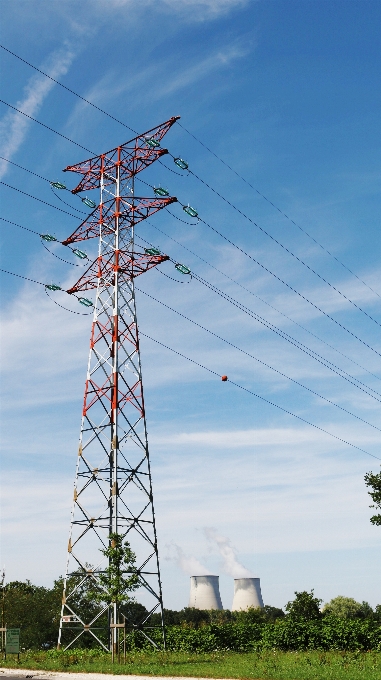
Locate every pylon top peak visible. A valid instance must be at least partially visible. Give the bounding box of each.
[63,116,180,195]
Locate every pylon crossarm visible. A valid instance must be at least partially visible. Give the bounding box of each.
[65,117,179,194]
[66,252,170,294]
[62,196,177,245]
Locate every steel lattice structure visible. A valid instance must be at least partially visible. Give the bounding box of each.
[58,117,179,652]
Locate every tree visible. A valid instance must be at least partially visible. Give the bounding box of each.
[90,533,139,609]
[2,580,62,649]
[323,596,363,619]
[285,590,322,620]
[364,468,381,525]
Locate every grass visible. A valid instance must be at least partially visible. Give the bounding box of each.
[1,649,381,680]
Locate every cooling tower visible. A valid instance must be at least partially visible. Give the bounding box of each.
[189,575,223,610]
[231,577,264,611]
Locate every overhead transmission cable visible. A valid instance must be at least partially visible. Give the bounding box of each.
[1,42,378,302]
[3,205,380,403]
[1,98,379,356]
[2,99,380,367]
[0,180,80,218]
[139,219,381,385]
[0,264,378,460]
[2,149,379,384]
[0,155,89,215]
[0,217,89,267]
[134,230,381,404]
[197,213,381,358]
[0,44,138,134]
[139,175,381,360]
[135,283,381,429]
[187,169,381,328]
[1,162,380,392]
[3,96,378,331]
[2,158,381,394]
[176,120,381,301]
[139,331,380,462]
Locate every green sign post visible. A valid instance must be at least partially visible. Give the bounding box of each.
[5,628,20,658]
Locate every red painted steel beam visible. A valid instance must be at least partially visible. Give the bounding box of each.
[62,196,177,245]
[66,252,169,294]
[64,117,180,194]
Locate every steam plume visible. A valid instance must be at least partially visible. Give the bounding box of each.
[203,527,251,578]
[165,542,209,575]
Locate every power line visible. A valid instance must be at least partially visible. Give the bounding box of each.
[197,213,381,359]
[2,86,380,376]
[0,155,51,182]
[3,177,380,401]
[0,262,378,459]
[138,223,381,401]
[0,215,40,235]
[5,205,380,403]
[2,95,378,357]
[177,120,381,301]
[0,99,93,154]
[0,43,137,135]
[1,42,378,304]
[140,219,381,385]
[0,267,46,286]
[136,287,381,432]
[0,180,79,218]
[138,231,381,403]
[191,272,381,401]
[191,168,381,329]
[137,174,381,360]
[133,225,381,403]
[139,331,380,461]
[0,155,87,215]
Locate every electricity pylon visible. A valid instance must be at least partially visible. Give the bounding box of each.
[58,117,179,652]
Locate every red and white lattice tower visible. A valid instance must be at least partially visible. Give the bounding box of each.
[57,118,179,651]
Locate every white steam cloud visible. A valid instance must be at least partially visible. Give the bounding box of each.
[165,542,210,575]
[203,527,251,578]
[0,44,76,179]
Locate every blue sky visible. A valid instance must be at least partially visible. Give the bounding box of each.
[0,0,380,611]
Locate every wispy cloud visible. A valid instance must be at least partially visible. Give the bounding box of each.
[0,44,76,179]
[98,0,249,20]
[158,43,250,98]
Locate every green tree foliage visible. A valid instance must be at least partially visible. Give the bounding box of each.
[89,533,139,607]
[364,467,381,525]
[285,590,322,621]
[1,580,62,649]
[2,577,380,651]
[323,595,374,619]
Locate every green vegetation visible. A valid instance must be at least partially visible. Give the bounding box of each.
[1,648,381,680]
[1,584,380,654]
[323,596,375,619]
[365,466,381,525]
